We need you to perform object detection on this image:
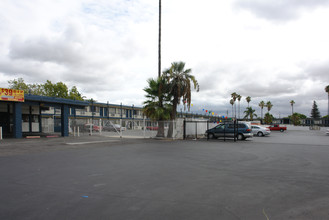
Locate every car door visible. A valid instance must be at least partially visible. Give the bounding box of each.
[213,124,225,137]
[251,125,259,135]
[224,124,235,137]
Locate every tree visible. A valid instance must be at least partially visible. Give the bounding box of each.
[310,101,321,119]
[230,99,234,118]
[8,78,42,95]
[290,100,295,115]
[237,94,242,119]
[163,62,199,137]
[289,113,301,126]
[294,112,307,119]
[231,92,238,119]
[43,80,69,98]
[163,62,199,119]
[246,96,251,107]
[8,78,84,100]
[68,86,85,101]
[264,112,274,124]
[8,78,29,92]
[244,107,257,121]
[259,101,265,120]
[288,112,306,126]
[266,101,273,112]
[143,77,172,137]
[325,85,329,119]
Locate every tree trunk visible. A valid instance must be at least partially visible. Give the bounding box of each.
[167,101,177,138]
[238,101,240,119]
[156,121,165,137]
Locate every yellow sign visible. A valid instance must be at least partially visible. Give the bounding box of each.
[0,88,24,102]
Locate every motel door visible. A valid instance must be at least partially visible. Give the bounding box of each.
[0,102,12,136]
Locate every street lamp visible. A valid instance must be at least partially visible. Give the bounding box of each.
[132,104,134,130]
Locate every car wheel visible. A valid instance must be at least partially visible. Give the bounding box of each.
[208,133,215,139]
[237,134,244,140]
[257,132,263,137]
[280,129,284,132]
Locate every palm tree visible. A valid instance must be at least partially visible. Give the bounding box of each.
[230,99,234,118]
[244,107,257,121]
[163,61,199,137]
[325,85,329,118]
[237,94,242,119]
[143,77,171,137]
[246,96,251,107]
[290,100,295,115]
[231,92,238,119]
[266,101,273,113]
[259,101,265,120]
[158,0,161,78]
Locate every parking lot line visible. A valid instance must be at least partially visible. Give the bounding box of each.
[66,140,118,145]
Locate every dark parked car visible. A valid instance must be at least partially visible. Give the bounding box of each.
[205,122,253,140]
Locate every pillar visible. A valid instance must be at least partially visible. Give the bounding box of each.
[61,105,69,137]
[13,102,22,138]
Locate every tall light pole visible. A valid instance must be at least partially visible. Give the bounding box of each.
[158,0,161,78]
[132,104,134,130]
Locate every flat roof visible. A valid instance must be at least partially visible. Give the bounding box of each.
[24,95,89,106]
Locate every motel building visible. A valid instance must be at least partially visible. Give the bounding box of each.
[0,88,146,139]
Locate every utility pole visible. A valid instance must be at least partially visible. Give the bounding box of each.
[158,0,161,78]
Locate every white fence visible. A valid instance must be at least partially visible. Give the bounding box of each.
[69,118,186,139]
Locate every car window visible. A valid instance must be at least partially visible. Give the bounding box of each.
[215,124,224,129]
[238,124,246,128]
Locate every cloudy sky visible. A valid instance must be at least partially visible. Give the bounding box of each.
[1,0,329,118]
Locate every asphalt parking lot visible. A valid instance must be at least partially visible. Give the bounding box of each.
[0,129,328,219]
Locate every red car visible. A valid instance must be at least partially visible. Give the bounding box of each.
[267,124,287,132]
[146,126,158,130]
[83,124,101,132]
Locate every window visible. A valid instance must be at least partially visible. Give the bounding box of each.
[238,124,246,128]
[32,115,39,123]
[109,108,116,114]
[22,115,29,122]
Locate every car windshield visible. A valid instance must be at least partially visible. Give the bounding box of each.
[215,124,225,129]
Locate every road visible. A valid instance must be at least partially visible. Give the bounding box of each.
[0,130,328,219]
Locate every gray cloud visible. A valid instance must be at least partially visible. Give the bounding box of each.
[234,0,329,21]
[303,61,329,81]
[10,38,84,65]
[237,82,296,98]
